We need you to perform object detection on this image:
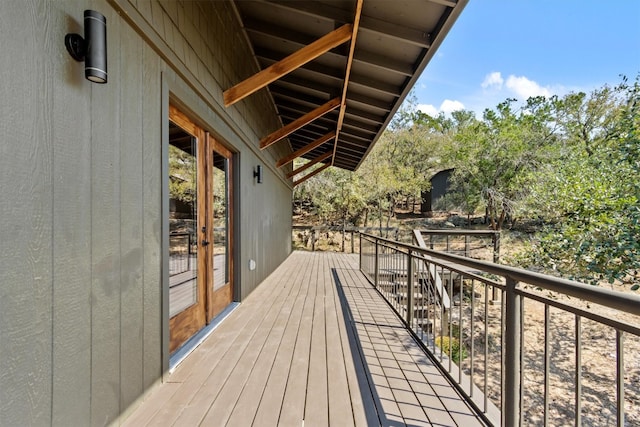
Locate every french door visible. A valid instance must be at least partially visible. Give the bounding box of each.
[168,106,234,354]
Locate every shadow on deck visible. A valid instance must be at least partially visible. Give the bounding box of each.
[123,252,487,426]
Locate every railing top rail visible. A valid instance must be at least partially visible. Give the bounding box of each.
[293,225,398,232]
[417,229,500,237]
[360,232,640,316]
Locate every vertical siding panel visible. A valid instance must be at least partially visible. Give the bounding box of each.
[51,3,92,425]
[0,0,53,424]
[142,43,163,391]
[119,23,145,415]
[90,3,122,425]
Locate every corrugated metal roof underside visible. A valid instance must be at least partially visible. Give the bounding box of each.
[232,0,467,172]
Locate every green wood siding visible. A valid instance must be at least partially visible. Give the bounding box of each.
[0,0,293,424]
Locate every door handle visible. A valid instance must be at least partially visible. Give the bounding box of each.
[201,240,210,246]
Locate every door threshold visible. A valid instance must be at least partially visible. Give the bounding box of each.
[169,302,240,372]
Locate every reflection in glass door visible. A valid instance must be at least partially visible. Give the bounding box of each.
[212,154,228,291]
[206,136,234,321]
[168,124,198,317]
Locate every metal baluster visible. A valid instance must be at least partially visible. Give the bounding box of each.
[407,251,414,327]
[544,304,550,427]
[520,296,524,427]
[504,278,522,427]
[448,268,453,373]
[616,330,625,427]
[575,315,582,427]
[484,282,489,413]
[459,274,463,384]
[470,278,475,399]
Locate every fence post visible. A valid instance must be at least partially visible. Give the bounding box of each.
[312,229,316,252]
[351,230,355,253]
[465,235,470,257]
[504,276,522,427]
[358,232,362,268]
[406,251,414,327]
[187,233,192,272]
[492,232,500,301]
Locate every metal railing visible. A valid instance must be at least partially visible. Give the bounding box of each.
[416,229,501,263]
[292,225,398,253]
[169,232,194,276]
[359,232,640,427]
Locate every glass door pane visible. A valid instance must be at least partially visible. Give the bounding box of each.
[212,152,229,291]
[168,121,198,317]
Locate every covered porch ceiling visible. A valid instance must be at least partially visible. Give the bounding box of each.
[226,0,468,183]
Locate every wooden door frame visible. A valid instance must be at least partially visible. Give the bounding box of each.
[167,105,209,354]
[205,133,234,322]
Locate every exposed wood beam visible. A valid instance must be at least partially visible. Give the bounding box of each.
[260,97,340,149]
[270,84,393,113]
[256,53,406,100]
[339,1,361,133]
[286,151,333,179]
[224,24,353,107]
[293,163,331,187]
[279,108,378,135]
[272,90,385,126]
[276,131,336,168]
[255,43,413,77]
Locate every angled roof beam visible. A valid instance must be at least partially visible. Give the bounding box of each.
[261,97,340,149]
[286,151,333,179]
[276,131,336,168]
[255,43,413,77]
[333,0,363,165]
[224,24,353,107]
[293,163,331,187]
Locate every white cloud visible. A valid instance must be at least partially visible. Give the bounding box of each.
[505,75,552,99]
[416,103,439,116]
[481,71,504,90]
[440,99,465,114]
[416,100,465,117]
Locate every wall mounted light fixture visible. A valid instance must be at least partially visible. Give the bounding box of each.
[65,10,107,84]
[253,165,263,184]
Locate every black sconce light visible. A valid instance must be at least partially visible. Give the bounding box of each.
[65,10,107,84]
[253,165,263,184]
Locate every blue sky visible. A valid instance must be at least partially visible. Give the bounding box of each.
[414,1,640,116]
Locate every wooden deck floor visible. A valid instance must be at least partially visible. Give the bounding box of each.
[124,251,486,427]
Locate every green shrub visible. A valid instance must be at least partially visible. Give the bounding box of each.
[435,334,468,363]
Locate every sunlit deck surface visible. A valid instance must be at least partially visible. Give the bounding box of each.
[124,251,486,426]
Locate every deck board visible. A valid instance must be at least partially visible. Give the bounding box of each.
[123,251,487,426]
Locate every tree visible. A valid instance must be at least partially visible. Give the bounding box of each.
[516,77,640,288]
[441,98,558,229]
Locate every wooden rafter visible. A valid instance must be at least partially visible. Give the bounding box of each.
[260,98,340,150]
[332,0,363,166]
[286,151,333,179]
[276,131,336,168]
[293,163,331,187]
[223,24,353,107]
